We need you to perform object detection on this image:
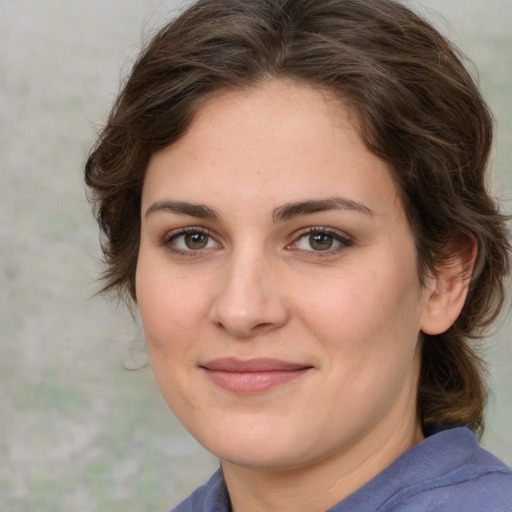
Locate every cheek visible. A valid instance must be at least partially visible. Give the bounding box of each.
[296,259,423,358]
[136,263,205,411]
[136,259,206,353]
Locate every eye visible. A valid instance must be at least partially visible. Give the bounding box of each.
[166,228,220,253]
[305,232,336,251]
[290,228,352,253]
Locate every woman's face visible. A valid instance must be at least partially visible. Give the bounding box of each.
[136,80,434,473]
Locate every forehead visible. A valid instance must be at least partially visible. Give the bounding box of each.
[143,80,401,220]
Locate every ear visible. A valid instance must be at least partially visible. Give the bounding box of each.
[420,236,477,336]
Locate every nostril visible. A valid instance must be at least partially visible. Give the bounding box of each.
[251,322,274,333]
[213,319,269,334]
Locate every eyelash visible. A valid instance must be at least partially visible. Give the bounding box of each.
[162,227,219,257]
[287,227,353,257]
[161,226,353,257]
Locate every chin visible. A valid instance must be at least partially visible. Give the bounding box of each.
[217,443,306,471]
[190,416,308,470]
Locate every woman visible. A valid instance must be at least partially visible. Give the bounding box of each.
[85,0,512,510]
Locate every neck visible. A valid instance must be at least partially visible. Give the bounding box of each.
[222,414,424,512]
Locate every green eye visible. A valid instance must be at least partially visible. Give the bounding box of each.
[308,233,334,251]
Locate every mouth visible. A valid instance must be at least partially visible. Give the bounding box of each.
[199,357,314,394]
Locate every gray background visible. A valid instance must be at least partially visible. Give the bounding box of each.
[1,1,510,510]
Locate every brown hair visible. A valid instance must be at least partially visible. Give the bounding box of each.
[85,0,510,434]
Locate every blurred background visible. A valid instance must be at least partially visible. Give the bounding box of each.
[1,0,510,510]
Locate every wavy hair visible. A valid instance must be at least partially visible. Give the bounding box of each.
[85,0,510,434]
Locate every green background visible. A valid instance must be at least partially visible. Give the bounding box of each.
[1,1,510,510]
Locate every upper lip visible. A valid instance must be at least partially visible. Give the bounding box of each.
[200,357,313,372]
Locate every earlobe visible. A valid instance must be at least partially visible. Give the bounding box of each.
[420,237,477,336]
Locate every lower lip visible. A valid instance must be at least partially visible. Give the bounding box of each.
[203,369,310,393]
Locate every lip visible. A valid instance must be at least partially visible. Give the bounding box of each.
[200,357,313,393]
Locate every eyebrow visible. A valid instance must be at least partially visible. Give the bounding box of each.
[145,196,374,223]
[145,200,221,221]
[272,196,375,223]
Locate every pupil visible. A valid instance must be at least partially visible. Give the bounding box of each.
[310,233,333,250]
[185,232,207,249]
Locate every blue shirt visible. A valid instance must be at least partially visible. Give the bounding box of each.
[171,426,512,511]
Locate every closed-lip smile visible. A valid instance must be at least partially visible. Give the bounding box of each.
[199,357,314,393]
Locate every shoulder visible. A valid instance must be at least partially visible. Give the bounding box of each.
[387,468,512,512]
[169,468,230,512]
[398,426,512,512]
[332,426,512,512]
[382,427,512,512]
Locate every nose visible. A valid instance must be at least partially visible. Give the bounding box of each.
[208,251,290,338]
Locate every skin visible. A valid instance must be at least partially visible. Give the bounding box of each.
[136,80,469,512]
